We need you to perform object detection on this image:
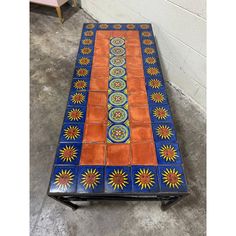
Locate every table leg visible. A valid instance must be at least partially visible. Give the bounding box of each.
[72,0,78,7]
[51,196,79,210]
[161,194,188,211]
[55,6,64,23]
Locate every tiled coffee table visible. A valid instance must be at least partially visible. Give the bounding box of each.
[47,23,189,210]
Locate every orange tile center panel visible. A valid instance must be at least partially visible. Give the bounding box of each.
[49,24,188,196]
[81,30,157,166]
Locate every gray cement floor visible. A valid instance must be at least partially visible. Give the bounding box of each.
[30,4,206,236]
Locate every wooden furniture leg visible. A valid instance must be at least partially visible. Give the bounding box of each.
[72,0,77,7]
[55,6,64,23]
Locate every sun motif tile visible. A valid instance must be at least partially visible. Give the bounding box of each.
[68,91,88,107]
[79,46,94,56]
[105,166,132,193]
[152,123,177,142]
[60,123,84,143]
[132,166,159,192]
[145,78,163,92]
[149,104,173,123]
[71,79,90,92]
[77,166,104,193]
[54,143,82,165]
[155,142,182,164]
[64,106,86,123]
[49,166,77,193]
[158,165,187,192]
[76,56,92,67]
[74,66,92,79]
[147,89,168,106]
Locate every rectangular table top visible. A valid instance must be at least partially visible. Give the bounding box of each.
[48,23,188,196]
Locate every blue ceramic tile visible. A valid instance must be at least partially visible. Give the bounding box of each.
[78,46,94,58]
[138,23,152,31]
[64,106,87,123]
[144,65,162,79]
[81,30,96,40]
[49,166,77,193]
[77,166,104,193]
[145,77,165,92]
[83,23,98,31]
[147,89,168,106]
[149,104,173,123]
[59,123,84,143]
[73,66,92,79]
[54,143,82,165]
[141,44,157,53]
[152,122,177,142]
[67,91,88,107]
[70,79,90,92]
[105,166,132,193]
[132,166,159,193]
[143,56,158,67]
[76,56,93,67]
[158,165,187,192]
[156,142,182,165]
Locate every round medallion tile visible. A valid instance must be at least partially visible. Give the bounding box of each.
[110,67,126,77]
[109,92,127,106]
[110,56,125,67]
[111,38,125,46]
[109,79,126,91]
[111,46,125,56]
[108,124,129,143]
[109,107,128,123]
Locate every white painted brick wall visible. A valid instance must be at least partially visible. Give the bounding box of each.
[81,0,206,110]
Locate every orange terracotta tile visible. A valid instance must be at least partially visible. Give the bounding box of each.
[126,56,143,68]
[106,144,131,166]
[111,30,127,37]
[88,91,107,106]
[130,124,154,142]
[127,77,146,93]
[94,39,109,49]
[127,66,144,77]
[80,143,105,165]
[91,67,109,79]
[126,46,142,57]
[93,56,109,67]
[126,31,139,39]
[89,78,108,91]
[95,30,112,39]
[129,106,151,123]
[131,142,157,165]
[126,38,141,47]
[128,92,148,106]
[83,123,107,143]
[86,105,107,123]
[94,47,109,57]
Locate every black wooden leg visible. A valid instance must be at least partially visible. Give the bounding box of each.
[51,196,79,211]
[161,195,186,211]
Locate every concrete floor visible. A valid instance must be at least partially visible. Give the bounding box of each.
[30,4,206,236]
